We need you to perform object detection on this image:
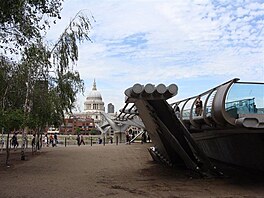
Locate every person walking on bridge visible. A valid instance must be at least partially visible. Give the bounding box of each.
[195,96,203,116]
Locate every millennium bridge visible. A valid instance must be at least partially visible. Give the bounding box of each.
[99,78,264,175]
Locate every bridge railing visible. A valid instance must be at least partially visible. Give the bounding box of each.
[225,82,264,116]
[171,79,264,129]
[120,79,264,129]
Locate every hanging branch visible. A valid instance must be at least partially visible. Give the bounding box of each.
[51,10,93,74]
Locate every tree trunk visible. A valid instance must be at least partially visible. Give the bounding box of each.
[21,69,32,160]
[5,132,10,166]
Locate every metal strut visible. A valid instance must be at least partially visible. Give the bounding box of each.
[124,83,224,177]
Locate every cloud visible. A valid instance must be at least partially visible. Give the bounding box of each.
[45,0,264,111]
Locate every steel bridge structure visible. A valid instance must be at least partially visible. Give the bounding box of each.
[115,78,264,175]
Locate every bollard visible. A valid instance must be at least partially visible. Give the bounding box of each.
[90,138,92,146]
[103,137,105,146]
[116,136,118,145]
[64,137,66,147]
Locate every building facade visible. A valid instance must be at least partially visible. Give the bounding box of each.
[56,80,111,135]
[59,115,95,135]
[83,79,105,125]
[107,103,115,113]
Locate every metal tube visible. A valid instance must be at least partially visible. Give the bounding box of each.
[142,83,155,96]
[132,83,144,96]
[124,87,132,97]
[163,84,178,98]
[155,84,166,95]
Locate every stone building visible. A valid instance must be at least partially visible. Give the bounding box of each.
[83,79,105,125]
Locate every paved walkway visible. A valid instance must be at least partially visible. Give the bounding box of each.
[0,143,263,198]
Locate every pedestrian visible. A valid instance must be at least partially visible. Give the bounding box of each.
[147,133,151,143]
[53,133,58,147]
[32,134,36,148]
[141,132,147,144]
[76,134,80,146]
[49,134,53,145]
[44,134,48,147]
[80,135,85,145]
[11,133,19,150]
[54,133,58,144]
[175,104,180,118]
[126,132,130,144]
[195,96,203,116]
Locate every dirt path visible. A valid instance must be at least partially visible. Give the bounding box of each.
[0,143,263,198]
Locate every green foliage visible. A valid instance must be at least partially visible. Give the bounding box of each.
[52,11,92,73]
[0,0,63,53]
[0,1,93,131]
[55,71,84,115]
[90,129,97,135]
[0,109,24,131]
[76,127,81,134]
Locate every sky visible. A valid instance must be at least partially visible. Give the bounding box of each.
[47,0,264,112]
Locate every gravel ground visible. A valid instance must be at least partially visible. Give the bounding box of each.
[0,143,263,198]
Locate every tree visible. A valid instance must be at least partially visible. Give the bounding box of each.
[19,11,90,127]
[0,0,63,54]
[19,12,91,159]
[0,109,24,165]
[0,1,94,160]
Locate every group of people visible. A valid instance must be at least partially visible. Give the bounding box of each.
[76,135,114,145]
[10,133,38,150]
[43,133,58,147]
[124,131,151,144]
